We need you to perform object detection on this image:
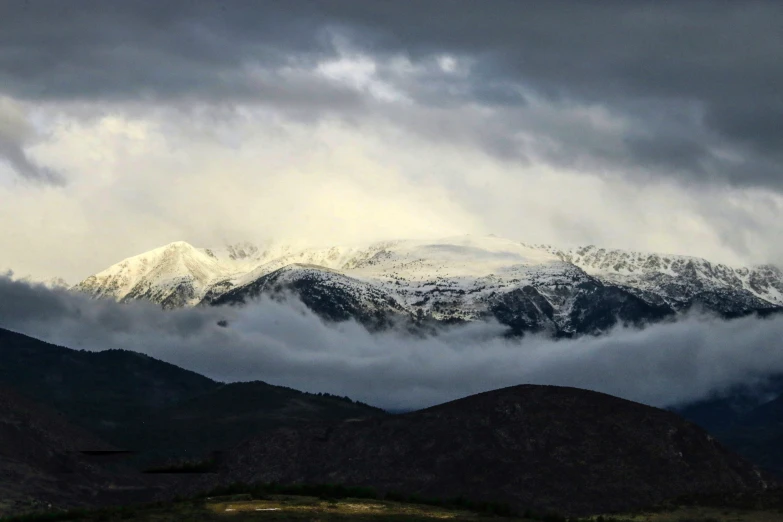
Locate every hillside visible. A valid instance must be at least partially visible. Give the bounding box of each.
[673,376,783,477]
[0,328,385,465]
[0,327,218,444]
[121,381,386,463]
[0,386,155,516]
[212,384,770,516]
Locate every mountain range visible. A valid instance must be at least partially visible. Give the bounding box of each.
[0,327,775,517]
[72,235,783,336]
[8,235,783,516]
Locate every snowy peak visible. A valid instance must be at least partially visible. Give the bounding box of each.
[73,235,783,332]
[73,241,253,307]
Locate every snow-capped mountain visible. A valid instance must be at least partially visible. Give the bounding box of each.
[537,244,783,313]
[73,235,783,336]
[74,241,263,308]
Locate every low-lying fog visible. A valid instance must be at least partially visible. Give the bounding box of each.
[2,273,782,411]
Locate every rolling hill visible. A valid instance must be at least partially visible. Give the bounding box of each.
[211,384,771,516]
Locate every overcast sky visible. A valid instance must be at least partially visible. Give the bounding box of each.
[2,1,782,282]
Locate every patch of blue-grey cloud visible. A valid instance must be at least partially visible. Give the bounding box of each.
[0,97,64,184]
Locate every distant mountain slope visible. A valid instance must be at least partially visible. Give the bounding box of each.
[540,244,783,313]
[205,264,412,330]
[717,394,783,478]
[0,328,385,464]
[74,235,783,336]
[673,375,783,477]
[213,384,770,516]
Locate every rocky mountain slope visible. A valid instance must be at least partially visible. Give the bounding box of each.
[73,235,783,336]
[210,384,771,516]
[540,244,783,314]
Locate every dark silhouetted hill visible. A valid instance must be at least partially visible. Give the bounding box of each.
[216,384,771,516]
[0,386,157,516]
[0,328,385,465]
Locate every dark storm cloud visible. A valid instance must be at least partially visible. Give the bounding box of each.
[0,136,65,185]
[1,1,781,188]
[624,135,710,176]
[0,98,65,184]
[3,275,783,411]
[0,0,368,107]
[338,0,782,188]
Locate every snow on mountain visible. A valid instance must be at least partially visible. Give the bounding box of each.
[209,263,410,330]
[202,236,589,328]
[73,241,261,308]
[339,236,585,323]
[73,235,783,334]
[534,244,783,310]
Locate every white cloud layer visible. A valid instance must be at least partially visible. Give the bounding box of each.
[2,276,783,411]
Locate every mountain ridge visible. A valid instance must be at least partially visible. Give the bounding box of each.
[72,235,783,336]
[0,327,386,467]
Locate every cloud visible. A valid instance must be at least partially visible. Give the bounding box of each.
[5,105,783,284]
[1,2,782,280]
[2,275,783,411]
[0,97,64,184]
[2,1,781,190]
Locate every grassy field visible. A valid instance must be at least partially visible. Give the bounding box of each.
[6,493,783,522]
[1,495,526,522]
[202,495,505,521]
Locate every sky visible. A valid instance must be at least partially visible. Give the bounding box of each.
[1,1,783,282]
[3,275,783,410]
